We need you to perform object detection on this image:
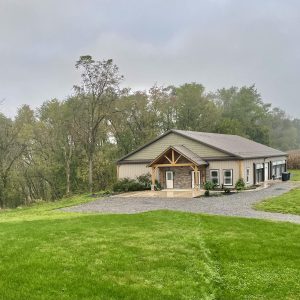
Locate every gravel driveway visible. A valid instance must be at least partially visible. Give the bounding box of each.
[63,182,300,224]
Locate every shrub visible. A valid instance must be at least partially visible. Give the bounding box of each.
[113,174,152,193]
[204,181,216,191]
[136,173,151,189]
[223,188,231,194]
[204,181,216,196]
[155,180,162,190]
[204,190,210,197]
[235,178,246,191]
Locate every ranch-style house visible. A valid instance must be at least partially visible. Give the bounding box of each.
[117,130,288,190]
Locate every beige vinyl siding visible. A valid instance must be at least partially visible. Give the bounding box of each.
[243,160,254,186]
[127,132,229,160]
[207,160,240,187]
[118,164,150,179]
[243,159,259,186]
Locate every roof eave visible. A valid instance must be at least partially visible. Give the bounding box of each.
[240,153,288,160]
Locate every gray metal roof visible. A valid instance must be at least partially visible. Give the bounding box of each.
[117,129,287,163]
[173,130,287,159]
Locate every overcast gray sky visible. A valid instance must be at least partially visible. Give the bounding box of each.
[1,0,299,118]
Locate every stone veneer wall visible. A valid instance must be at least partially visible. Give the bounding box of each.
[159,167,192,189]
[174,167,192,189]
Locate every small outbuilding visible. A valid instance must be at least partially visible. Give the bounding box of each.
[117,130,288,190]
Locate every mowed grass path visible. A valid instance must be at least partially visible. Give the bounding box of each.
[0,195,300,299]
[255,170,300,215]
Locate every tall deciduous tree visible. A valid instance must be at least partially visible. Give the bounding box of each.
[215,85,270,144]
[0,108,29,207]
[73,56,123,193]
[174,83,220,132]
[110,90,161,155]
[38,99,76,196]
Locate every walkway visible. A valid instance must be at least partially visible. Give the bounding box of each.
[62,182,300,224]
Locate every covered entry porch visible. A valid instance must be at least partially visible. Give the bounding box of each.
[148,145,208,191]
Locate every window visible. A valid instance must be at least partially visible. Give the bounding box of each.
[256,169,264,183]
[210,170,219,185]
[255,163,264,183]
[272,160,286,178]
[223,170,233,186]
[277,165,283,178]
[166,171,173,181]
[272,166,276,178]
[246,168,250,184]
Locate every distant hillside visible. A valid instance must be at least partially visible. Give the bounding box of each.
[288,150,300,169]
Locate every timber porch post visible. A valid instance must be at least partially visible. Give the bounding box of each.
[151,167,156,191]
[194,165,199,189]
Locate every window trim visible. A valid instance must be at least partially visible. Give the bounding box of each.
[223,169,233,186]
[246,168,250,184]
[210,169,220,186]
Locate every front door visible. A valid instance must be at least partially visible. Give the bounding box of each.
[166,171,174,189]
[191,171,201,188]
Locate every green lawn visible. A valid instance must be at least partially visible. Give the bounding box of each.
[255,169,300,215]
[0,195,300,299]
[291,169,300,181]
[255,188,300,216]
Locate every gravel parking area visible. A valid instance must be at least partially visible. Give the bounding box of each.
[62,182,300,224]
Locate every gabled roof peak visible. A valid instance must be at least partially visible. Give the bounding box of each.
[148,145,207,167]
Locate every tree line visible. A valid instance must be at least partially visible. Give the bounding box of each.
[1,55,299,208]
